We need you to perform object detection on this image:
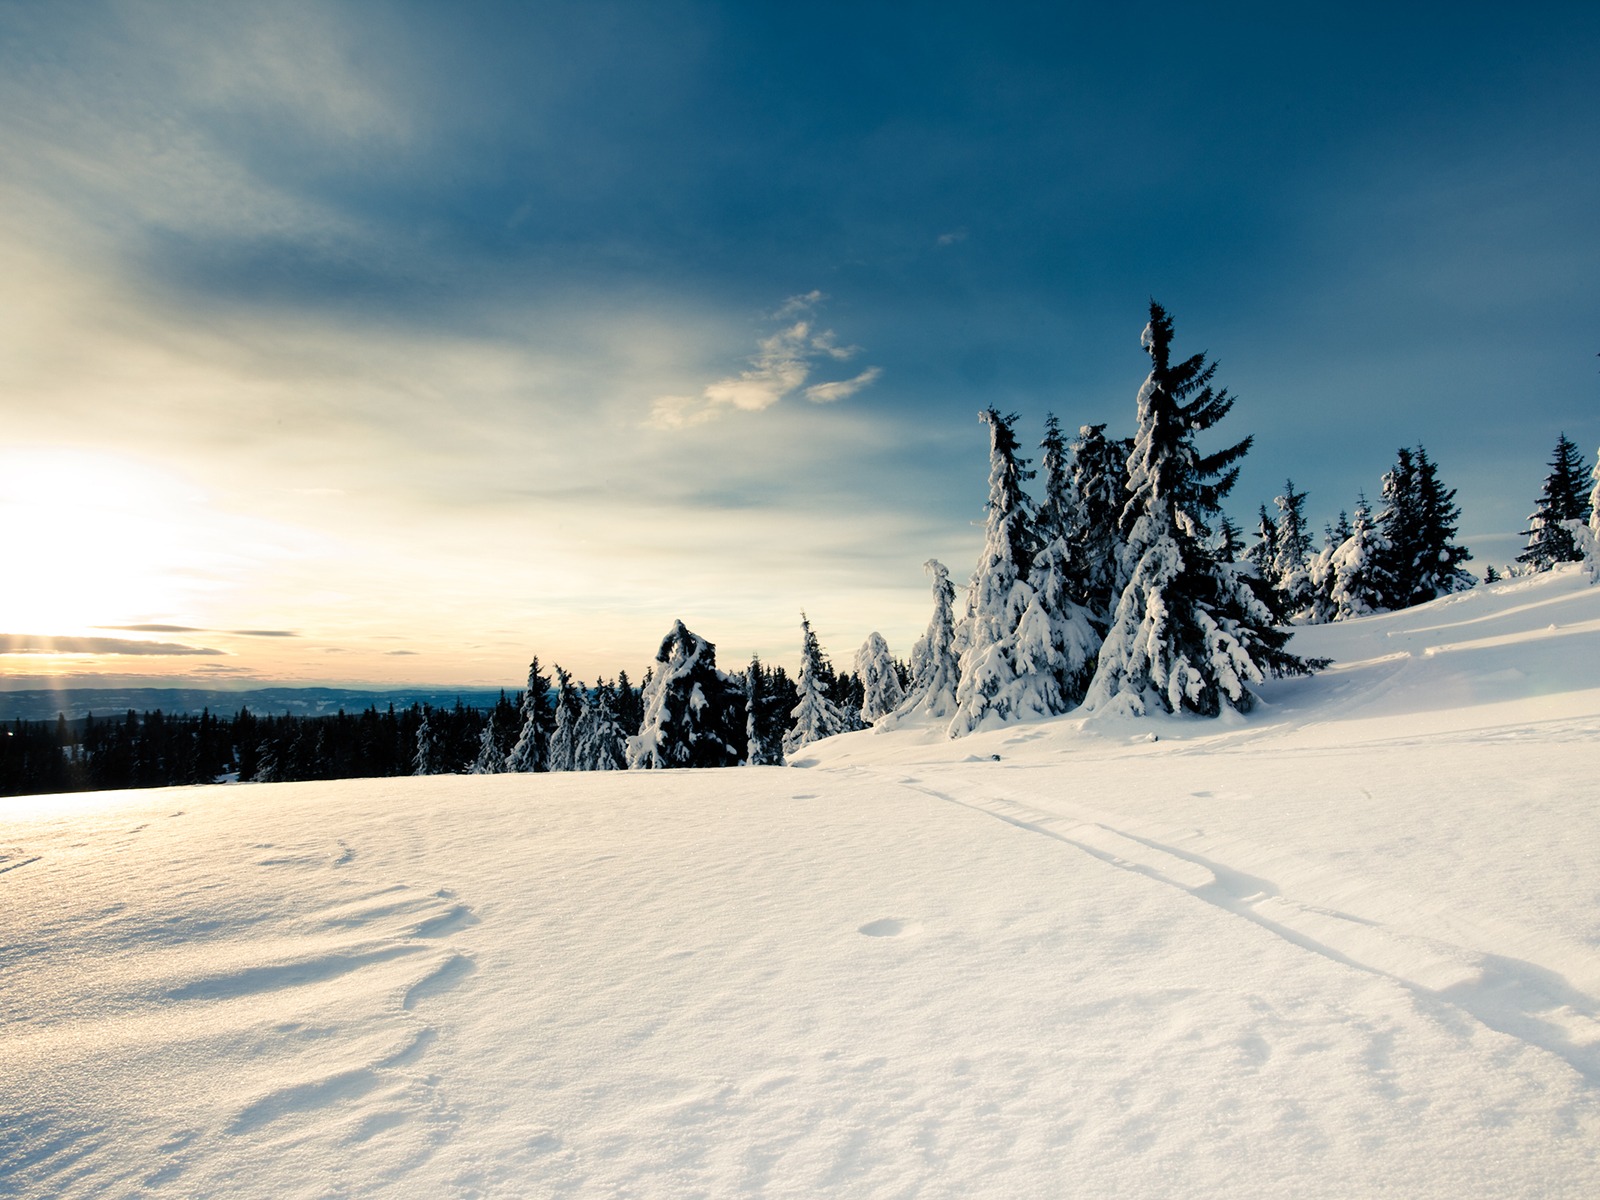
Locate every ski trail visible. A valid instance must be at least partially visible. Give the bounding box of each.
[894,773,1600,1085]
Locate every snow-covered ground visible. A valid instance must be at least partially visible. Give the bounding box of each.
[4,566,1599,1198]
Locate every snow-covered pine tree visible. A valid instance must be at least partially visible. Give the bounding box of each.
[783,614,854,755]
[470,719,504,774]
[886,559,961,724]
[413,707,445,776]
[1326,494,1393,621]
[951,409,1080,734]
[1518,433,1593,571]
[546,667,582,773]
[1084,301,1305,717]
[1271,480,1314,617]
[626,621,745,770]
[853,632,905,725]
[1065,422,1130,619]
[505,657,553,772]
[572,681,627,771]
[1576,446,1600,584]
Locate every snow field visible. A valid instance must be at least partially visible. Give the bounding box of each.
[3,565,1600,1197]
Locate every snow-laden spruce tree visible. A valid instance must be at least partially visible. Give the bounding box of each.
[546,666,581,773]
[470,720,505,774]
[505,657,553,772]
[885,559,961,724]
[1326,496,1393,620]
[1574,446,1600,583]
[853,632,904,725]
[1271,480,1313,617]
[413,707,444,776]
[572,681,627,771]
[627,621,745,769]
[951,408,1087,734]
[1065,421,1131,619]
[783,614,853,755]
[1518,433,1593,572]
[1084,301,1304,717]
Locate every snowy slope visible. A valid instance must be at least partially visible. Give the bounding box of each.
[3,566,1599,1198]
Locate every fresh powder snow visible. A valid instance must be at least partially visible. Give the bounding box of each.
[3,566,1600,1197]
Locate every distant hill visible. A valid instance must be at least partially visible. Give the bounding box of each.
[0,686,512,723]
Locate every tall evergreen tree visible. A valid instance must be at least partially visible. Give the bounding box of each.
[627,621,745,769]
[572,682,628,771]
[412,706,446,776]
[1085,302,1304,716]
[951,409,1056,734]
[1065,421,1130,618]
[1518,433,1593,571]
[784,614,854,755]
[1271,479,1314,616]
[505,657,553,772]
[546,666,582,772]
[1381,445,1473,604]
[885,559,961,724]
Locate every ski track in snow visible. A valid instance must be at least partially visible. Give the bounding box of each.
[892,775,1600,1086]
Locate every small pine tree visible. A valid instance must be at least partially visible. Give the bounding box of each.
[1065,422,1131,618]
[413,707,445,776]
[853,632,905,725]
[1085,301,1305,717]
[887,559,961,724]
[627,621,745,769]
[1518,433,1593,571]
[1482,564,1501,584]
[783,614,854,755]
[572,682,628,771]
[546,667,582,773]
[1326,494,1393,620]
[1271,480,1314,616]
[505,657,553,772]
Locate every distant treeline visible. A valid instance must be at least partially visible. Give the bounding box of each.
[0,655,893,798]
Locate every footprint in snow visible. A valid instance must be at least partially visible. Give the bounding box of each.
[859,918,920,938]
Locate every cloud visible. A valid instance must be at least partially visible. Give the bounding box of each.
[385,649,419,656]
[650,296,881,429]
[774,290,825,318]
[99,624,299,638]
[804,367,883,405]
[1,635,224,656]
[936,229,968,246]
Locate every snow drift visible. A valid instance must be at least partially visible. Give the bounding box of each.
[3,566,1599,1198]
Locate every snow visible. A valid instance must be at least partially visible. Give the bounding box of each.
[4,567,1600,1197]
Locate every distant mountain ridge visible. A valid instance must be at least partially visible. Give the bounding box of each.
[0,686,511,723]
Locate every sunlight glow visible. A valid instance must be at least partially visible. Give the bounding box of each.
[0,449,214,633]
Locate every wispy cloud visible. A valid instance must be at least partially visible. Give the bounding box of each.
[1,635,223,657]
[99,624,300,637]
[804,367,883,404]
[936,229,968,246]
[650,293,881,429]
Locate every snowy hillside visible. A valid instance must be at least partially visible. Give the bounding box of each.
[3,567,1599,1198]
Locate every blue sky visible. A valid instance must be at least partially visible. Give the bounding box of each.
[2,1,1597,689]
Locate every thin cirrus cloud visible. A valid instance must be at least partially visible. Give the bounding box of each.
[99,624,300,638]
[650,292,881,429]
[0,635,223,657]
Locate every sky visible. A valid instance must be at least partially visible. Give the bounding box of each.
[2,0,1597,692]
